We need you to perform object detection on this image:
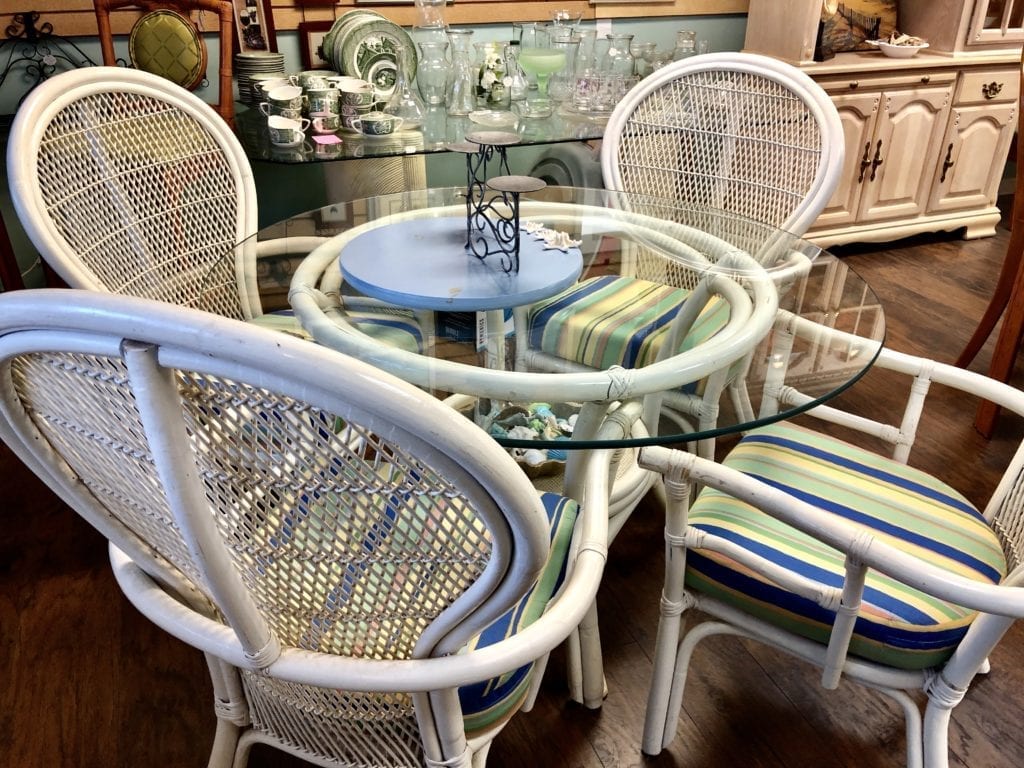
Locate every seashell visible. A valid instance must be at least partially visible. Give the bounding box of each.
[522,449,549,466]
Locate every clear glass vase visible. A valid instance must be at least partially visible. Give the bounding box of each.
[417,40,450,106]
[672,29,697,61]
[503,41,530,102]
[446,29,476,116]
[474,41,510,109]
[604,33,635,76]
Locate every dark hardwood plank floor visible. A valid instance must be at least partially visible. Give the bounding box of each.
[4,218,1024,767]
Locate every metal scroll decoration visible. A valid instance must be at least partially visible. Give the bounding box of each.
[449,130,546,275]
[0,12,96,114]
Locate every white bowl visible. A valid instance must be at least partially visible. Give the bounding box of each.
[868,40,928,58]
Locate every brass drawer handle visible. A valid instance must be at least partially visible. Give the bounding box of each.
[920,75,930,84]
[982,82,1004,100]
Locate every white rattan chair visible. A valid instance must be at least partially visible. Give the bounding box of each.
[5,66,426,353]
[518,52,844,459]
[637,315,1024,768]
[0,288,610,768]
[290,198,783,708]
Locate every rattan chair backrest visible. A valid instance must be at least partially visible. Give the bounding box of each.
[601,52,844,238]
[0,289,589,766]
[7,67,259,318]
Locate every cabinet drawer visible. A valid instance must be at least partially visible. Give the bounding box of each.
[957,68,1020,105]
[816,71,956,95]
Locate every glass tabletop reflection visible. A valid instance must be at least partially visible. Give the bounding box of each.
[204,186,885,451]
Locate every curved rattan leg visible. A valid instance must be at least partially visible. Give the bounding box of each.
[230,731,257,768]
[578,599,606,709]
[208,719,243,768]
[922,702,953,768]
[520,651,550,712]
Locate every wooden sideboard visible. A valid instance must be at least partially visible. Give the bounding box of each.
[744,0,1020,247]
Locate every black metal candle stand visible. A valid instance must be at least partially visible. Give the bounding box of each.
[448,130,546,275]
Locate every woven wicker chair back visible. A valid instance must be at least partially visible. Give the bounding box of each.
[7,68,258,318]
[0,290,575,767]
[601,52,844,238]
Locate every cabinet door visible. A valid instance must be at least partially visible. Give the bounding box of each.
[858,85,954,222]
[928,103,1016,214]
[813,91,879,229]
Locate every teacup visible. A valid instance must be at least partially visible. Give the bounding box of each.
[339,80,377,108]
[305,87,340,115]
[266,85,304,111]
[352,111,403,136]
[290,69,338,90]
[259,102,303,120]
[310,111,341,135]
[328,75,366,91]
[252,75,289,100]
[267,115,310,146]
[340,105,373,132]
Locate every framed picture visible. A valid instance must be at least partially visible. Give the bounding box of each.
[298,20,335,70]
[233,0,278,53]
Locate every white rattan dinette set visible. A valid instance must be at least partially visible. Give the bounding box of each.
[4,49,1024,768]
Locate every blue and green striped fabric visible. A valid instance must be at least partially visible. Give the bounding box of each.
[526,275,729,371]
[688,422,1007,670]
[458,492,578,735]
[249,309,423,353]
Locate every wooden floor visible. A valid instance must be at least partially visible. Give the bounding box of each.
[5,219,1024,767]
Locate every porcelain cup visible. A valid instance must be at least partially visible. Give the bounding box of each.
[328,76,365,91]
[305,87,340,115]
[266,85,304,111]
[339,80,377,108]
[259,102,303,120]
[310,111,341,135]
[339,103,373,131]
[267,115,309,146]
[252,75,289,100]
[352,111,403,136]
[290,69,338,90]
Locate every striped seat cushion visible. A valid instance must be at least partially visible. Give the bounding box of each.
[248,309,423,353]
[688,422,1007,670]
[458,492,578,735]
[526,275,729,370]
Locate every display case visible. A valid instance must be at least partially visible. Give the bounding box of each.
[899,0,1024,55]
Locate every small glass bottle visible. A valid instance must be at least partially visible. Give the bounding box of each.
[382,47,426,129]
[446,29,476,116]
[672,29,697,61]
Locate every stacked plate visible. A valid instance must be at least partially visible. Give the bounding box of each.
[321,10,417,97]
[234,51,287,105]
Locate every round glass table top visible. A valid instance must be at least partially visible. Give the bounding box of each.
[204,186,885,451]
